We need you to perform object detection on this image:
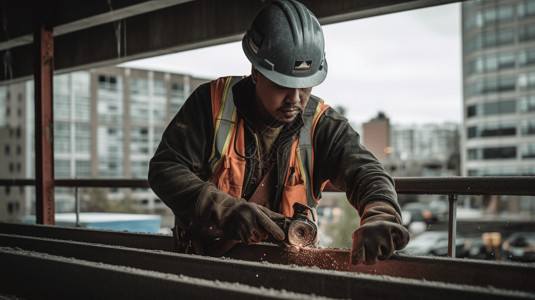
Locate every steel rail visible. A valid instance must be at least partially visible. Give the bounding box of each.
[0,176,534,195]
[1,222,534,295]
[2,176,534,259]
[1,233,534,299]
[0,247,313,300]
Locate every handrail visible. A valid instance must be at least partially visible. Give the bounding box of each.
[2,176,534,258]
[1,176,534,195]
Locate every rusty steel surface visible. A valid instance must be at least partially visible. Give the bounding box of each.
[1,222,534,297]
[1,233,534,299]
[0,248,307,300]
[33,23,55,225]
[0,222,174,251]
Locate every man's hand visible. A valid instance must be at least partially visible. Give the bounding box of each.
[350,201,410,265]
[225,202,286,244]
[350,220,409,265]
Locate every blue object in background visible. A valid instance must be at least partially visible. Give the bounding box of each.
[20,213,161,234]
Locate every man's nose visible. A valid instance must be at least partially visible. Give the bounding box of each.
[285,88,300,104]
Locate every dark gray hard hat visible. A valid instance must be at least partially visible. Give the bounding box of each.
[242,0,328,88]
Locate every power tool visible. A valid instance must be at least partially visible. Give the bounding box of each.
[273,203,317,252]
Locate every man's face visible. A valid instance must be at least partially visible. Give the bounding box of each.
[253,69,312,124]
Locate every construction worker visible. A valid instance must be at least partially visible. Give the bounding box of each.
[148,0,409,265]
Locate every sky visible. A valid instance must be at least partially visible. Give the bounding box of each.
[121,3,462,126]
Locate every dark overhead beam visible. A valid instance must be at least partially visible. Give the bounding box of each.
[0,0,461,84]
[0,0,192,51]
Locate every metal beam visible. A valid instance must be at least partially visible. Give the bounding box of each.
[1,234,533,299]
[0,0,192,51]
[33,18,55,225]
[0,0,461,84]
[0,247,302,300]
[1,222,534,295]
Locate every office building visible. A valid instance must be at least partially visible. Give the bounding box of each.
[462,0,535,177]
[0,67,209,221]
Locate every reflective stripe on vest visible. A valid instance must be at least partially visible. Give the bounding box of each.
[208,76,329,218]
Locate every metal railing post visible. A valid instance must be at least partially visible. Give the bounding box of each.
[447,194,458,258]
[75,186,80,227]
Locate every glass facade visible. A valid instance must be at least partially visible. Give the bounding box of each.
[98,125,124,178]
[466,100,516,117]
[0,66,207,218]
[153,79,167,126]
[130,77,149,124]
[467,122,516,138]
[468,146,517,160]
[98,75,124,123]
[463,0,535,178]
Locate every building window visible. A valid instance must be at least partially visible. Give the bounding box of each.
[75,124,91,154]
[467,122,516,138]
[465,51,515,76]
[130,77,149,124]
[130,127,149,155]
[54,123,71,153]
[468,167,518,176]
[152,79,167,126]
[468,146,517,160]
[98,75,123,123]
[54,160,71,178]
[75,160,91,178]
[98,125,124,178]
[466,100,516,118]
[520,96,535,112]
[131,160,149,178]
[521,120,535,135]
[464,29,514,55]
[518,1,535,18]
[465,5,514,31]
[518,72,535,90]
[466,76,516,97]
[519,24,535,42]
[4,144,9,155]
[522,144,535,159]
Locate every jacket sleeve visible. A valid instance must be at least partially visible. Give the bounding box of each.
[312,107,401,216]
[148,82,216,223]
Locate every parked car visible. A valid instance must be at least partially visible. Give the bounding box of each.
[502,232,535,262]
[398,231,484,258]
[401,202,434,225]
[428,200,449,221]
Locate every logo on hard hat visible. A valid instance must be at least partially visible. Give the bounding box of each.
[249,39,259,54]
[294,61,312,71]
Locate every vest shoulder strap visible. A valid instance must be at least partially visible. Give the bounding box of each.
[298,95,330,211]
[208,76,242,173]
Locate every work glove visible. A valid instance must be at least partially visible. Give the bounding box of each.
[350,201,410,265]
[196,184,285,247]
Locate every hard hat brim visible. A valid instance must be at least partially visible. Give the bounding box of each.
[242,37,328,89]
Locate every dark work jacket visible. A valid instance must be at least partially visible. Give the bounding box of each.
[148,76,401,225]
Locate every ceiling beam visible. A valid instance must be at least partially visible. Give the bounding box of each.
[0,0,460,84]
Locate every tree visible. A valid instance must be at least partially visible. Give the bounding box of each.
[324,196,361,249]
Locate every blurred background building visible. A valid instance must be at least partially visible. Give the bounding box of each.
[0,67,208,222]
[462,0,535,177]
[461,0,535,215]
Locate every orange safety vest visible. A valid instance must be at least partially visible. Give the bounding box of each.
[207,76,329,219]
